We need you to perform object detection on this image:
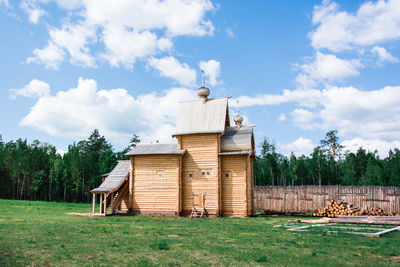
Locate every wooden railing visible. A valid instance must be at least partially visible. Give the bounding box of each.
[255,185,400,213]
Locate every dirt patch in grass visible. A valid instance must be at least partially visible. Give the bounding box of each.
[67,212,93,217]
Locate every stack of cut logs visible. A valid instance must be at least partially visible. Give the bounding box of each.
[313,200,359,217]
[353,208,399,216]
[313,200,400,217]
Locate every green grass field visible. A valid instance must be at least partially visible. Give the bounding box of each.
[1,199,399,266]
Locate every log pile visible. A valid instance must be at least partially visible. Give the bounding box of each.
[313,200,400,217]
[313,200,359,217]
[353,208,399,216]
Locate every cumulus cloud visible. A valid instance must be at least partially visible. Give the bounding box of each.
[278,113,287,122]
[148,56,197,87]
[235,84,400,143]
[291,108,317,130]
[26,41,65,70]
[10,79,50,99]
[225,27,234,38]
[280,137,315,157]
[295,52,363,87]
[310,0,400,52]
[49,22,97,68]
[234,88,322,108]
[21,0,46,23]
[26,0,214,70]
[19,78,197,144]
[371,46,398,65]
[53,0,81,10]
[199,59,222,86]
[0,0,10,8]
[342,138,400,158]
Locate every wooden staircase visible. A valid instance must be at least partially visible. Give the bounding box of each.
[103,179,129,215]
[190,193,206,218]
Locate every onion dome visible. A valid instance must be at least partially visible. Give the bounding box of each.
[198,69,210,103]
[234,112,243,127]
[198,85,210,101]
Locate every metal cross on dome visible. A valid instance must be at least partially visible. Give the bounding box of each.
[201,69,205,87]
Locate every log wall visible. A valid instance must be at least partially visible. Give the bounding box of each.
[179,134,220,215]
[131,155,180,214]
[221,155,248,216]
[255,186,400,213]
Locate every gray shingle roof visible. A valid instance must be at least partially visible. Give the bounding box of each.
[125,143,185,156]
[174,97,229,135]
[221,126,254,151]
[91,160,130,193]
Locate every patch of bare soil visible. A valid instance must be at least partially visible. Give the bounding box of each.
[67,213,93,217]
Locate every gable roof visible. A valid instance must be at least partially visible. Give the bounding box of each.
[125,143,185,156]
[174,97,229,136]
[221,126,254,152]
[91,160,130,193]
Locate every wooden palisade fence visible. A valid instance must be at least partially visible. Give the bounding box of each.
[255,186,400,213]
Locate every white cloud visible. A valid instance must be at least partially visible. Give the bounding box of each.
[26,41,65,70]
[101,26,167,69]
[234,88,322,108]
[225,27,234,38]
[278,113,286,122]
[280,137,315,157]
[49,22,97,67]
[235,84,400,143]
[148,57,197,87]
[295,52,363,87]
[27,0,214,70]
[19,78,197,144]
[342,138,400,158]
[10,79,50,99]
[199,59,222,86]
[53,0,81,10]
[291,108,317,130]
[21,0,46,23]
[371,46,398,65]
[310,0,400,52]
[0,0,10,8]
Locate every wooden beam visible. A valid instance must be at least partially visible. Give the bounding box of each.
[92,193,95,214]
[104,193,108,215]
[129,156,134,210]
[99,193,103,214]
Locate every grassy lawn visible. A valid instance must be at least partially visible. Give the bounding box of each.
[0,199,400,266]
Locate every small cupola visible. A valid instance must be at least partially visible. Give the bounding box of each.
[198,70,210,103]
[234,111,243,127]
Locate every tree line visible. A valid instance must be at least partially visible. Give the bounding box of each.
[0,130,139,203]
[0,129,399,203]
[254,130,400,187]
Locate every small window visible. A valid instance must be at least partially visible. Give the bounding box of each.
[188,172,193,178]
[223,171,231,178]
[200,170,212,178]
[157,171,164,178]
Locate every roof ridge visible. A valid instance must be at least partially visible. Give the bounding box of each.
[137,142,178,146]
[178,97,228,103]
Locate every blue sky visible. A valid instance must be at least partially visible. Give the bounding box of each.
[1,0,400,156]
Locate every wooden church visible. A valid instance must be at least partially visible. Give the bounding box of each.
[91,83,255,217]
